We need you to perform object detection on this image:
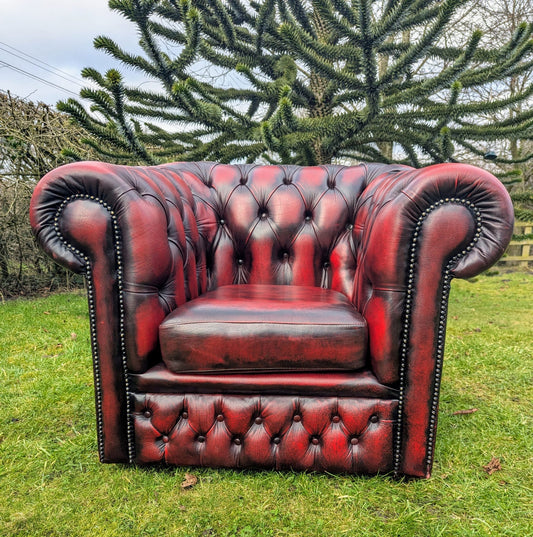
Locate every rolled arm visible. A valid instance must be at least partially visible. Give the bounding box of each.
[353,162,513,477]
[30,161,205,461]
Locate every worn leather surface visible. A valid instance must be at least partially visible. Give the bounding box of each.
[130,364,398,399]
[30,160,514,476]
[160,284,367,373]
[132,393,398,473]
[30,161,514,380]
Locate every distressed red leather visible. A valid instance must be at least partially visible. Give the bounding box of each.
[132,393,397,474]
[130,364,398,398]
[160,284,367,373]
[30,160,514,477]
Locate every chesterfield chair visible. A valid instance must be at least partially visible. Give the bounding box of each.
[30,161,513,478]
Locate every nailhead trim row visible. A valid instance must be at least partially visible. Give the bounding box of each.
[53,194,135,463]
[393,198,482,476]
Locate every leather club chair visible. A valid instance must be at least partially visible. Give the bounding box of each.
[30,161,513,478]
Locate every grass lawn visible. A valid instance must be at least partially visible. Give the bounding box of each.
[0,273,531,536]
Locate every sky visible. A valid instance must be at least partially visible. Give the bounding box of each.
[0,1,145,106]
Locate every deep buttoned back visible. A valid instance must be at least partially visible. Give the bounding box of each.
[165,162,371,301]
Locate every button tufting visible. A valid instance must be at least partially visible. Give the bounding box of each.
[282,252,289,260]
[162,435,169,443]
[143,410,152,419]
[293,414,302,422]
[181,411,188,419]
[370,415,379,423]
[219,219,225,225]
[346,223,354,231]
[254,417,263,425]
[233,438,242,446]
[323,261,330,268]
[311,436,320,445]
[237,258,244,265]
[332,415,340,423]
[197,435,206,443]
[216,414,224,422]
[272,436,281,444]
[260,212,268,219]
[350,437,359,445]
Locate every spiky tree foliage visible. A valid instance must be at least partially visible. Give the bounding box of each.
[453,0,533,224]
[58,0,533,166]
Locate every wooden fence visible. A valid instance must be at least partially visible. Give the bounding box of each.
[497,222,533,268]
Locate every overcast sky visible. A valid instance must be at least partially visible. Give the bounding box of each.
[0,1,145,105]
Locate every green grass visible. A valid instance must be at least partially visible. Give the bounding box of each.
[0,273,532,537]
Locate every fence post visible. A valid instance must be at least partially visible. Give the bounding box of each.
[498,222,533,268]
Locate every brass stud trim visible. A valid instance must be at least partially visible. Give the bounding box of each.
[53,194,134,463]
[393,198,482,476]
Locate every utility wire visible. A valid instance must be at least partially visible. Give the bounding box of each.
[0,60,79,97]
[0,45,84,88]
[0,41,85,86]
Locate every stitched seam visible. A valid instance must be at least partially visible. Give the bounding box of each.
[165,320,366,327]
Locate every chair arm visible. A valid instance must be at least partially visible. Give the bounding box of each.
[352,162,513,477]
[30,161,205,462]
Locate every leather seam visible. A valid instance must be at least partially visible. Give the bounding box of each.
[165,320,366,327]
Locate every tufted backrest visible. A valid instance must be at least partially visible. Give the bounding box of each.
[161,162,369,301]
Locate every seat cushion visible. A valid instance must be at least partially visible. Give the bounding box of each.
[159,284,367,374]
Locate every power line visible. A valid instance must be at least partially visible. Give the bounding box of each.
[0,41,85,86]
[0,60,79,97]
[0,45,84,89]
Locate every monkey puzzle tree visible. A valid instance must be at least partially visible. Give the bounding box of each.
[58,0,533,167]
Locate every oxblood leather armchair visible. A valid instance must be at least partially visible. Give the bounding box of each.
[30,161,513,478]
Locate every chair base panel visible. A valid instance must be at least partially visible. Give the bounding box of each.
[132,393,398,474]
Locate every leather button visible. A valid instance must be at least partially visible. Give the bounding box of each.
[197,435,206,443]
[370,415,379,423]
[181,411,188,419]
[311,436,320,445]
[350,437,359,445]
[143,410,152,418]
[216,414,224,422]
[233,438,242,446]
[304,215,311,222]
[219,219,225,225]
[237,259,244,265]
[282,252,289,260]
[162,435,169,443]
[293,415,301,422]
[346,223,354,231]
[272,437,281,444]
[332,415,340,423]
[254,417,263,425]
[323,261,330,268]
[260,212,268,219]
